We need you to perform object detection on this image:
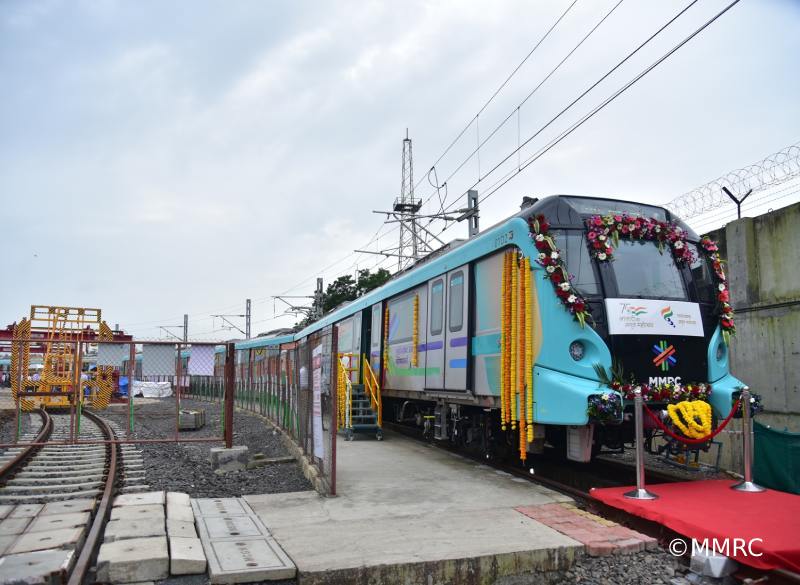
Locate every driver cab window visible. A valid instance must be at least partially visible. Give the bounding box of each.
[550,230,601,296]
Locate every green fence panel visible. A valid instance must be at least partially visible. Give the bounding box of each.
[754,421,800,495]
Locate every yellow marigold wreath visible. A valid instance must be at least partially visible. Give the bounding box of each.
[666,400,712,439]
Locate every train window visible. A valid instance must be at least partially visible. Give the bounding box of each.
[388,295,414,343]
[449,272,464,332]
[551,230,600,296]
[430,280,444,335]
[611,240,688,300]
[687,243,715,302]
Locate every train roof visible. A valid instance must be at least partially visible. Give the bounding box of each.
[229,194,695,352]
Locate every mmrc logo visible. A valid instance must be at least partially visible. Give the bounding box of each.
[652,340,677,371]
[661,306,676,327]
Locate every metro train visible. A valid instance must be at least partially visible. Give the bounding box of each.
[222,195,742,461]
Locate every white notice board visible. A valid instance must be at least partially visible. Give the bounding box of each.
[605,298,704,337]
[312,344,324,459]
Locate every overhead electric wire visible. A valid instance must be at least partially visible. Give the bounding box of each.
[413,0,580,195]
[419,0,626,209]
[429,0,735,241]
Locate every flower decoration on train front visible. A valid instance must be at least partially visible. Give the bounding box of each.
[698,235,736,344]
[584,213,694,266]
[587,391,623,424]
[733,387,763,419]
[528,214,590,328]
[610,380,712,403]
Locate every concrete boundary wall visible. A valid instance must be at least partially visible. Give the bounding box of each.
[705,202,800,471]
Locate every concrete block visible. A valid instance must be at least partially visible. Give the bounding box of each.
[0,505,12,519]
[179,409,206,430]
[113,491,165,507]
[691,550,739,578]
[192,498,248,517]
[9,503,43,518]
[167,492,191,507]
[96,536,169,583]
[210,446,249,473]
[8,527,85,555]
[167,519,198,539]
[169,536,207,575]
[196,515,271,539]
[110,504,165,522]
[0,516,32,535]
[0,548,75,585]
[104,519,166,542]
[205,537,296,583]
[0,536,14,556]
[27,512,90,533]
[168,503,194,523]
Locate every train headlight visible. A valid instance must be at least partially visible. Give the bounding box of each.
[569,341,585,361]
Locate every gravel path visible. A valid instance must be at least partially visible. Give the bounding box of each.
[553,549,688,584]
[97,398,312,498]
[0,409,32,447]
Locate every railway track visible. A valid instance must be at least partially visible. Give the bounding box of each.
[0,409,143,585]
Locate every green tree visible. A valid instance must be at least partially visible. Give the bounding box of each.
[297,268,392,327]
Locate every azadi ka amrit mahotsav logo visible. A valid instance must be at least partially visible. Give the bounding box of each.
[652,340,677,371]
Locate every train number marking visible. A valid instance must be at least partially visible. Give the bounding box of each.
[493,231,514,249]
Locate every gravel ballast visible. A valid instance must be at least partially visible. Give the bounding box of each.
[97,397,312,498]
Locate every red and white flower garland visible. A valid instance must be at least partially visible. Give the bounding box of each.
[528,214,590,327]
[611,380,712,403]
[585,213,694,265]
[698,236,736,343]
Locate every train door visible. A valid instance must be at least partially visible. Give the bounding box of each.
[444,266,469,391]
[360,307,372,382]
[425,278,445,390]
[370,304,382,374]
[352,312,362,381]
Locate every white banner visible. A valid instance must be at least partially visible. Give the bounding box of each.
[605,298,704,337]
[188,346,215,376]
[312,344,324,459]
[97,343,127,367]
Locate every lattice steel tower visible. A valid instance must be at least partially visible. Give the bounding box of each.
[394,130,422,271]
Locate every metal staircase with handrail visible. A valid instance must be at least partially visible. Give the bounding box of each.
[337,353,383,441]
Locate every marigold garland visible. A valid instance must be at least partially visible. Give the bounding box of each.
[382,305,390,379]
[524,257,534,443]
[510,254,518,430]
[666,400,712,439]
[500,253,507,430]
[411,294,419,367]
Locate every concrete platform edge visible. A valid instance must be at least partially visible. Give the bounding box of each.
[295,545,583,585]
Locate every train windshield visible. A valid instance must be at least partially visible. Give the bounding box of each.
[609,240,687,300]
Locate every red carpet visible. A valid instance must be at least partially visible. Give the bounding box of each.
[591,480,800,572]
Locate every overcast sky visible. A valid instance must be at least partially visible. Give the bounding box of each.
[2,0,798,340]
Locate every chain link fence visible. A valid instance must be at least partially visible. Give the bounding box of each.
[5,333,338,493]
[187,328,338,494]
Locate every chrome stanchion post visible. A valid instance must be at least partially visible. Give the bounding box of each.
[732,387,765,493]
[624,389,658,500]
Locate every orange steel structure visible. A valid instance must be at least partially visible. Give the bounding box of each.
[9,306,123,410]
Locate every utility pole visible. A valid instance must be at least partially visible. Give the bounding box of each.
[183,314,188,342]
[466,189,480,238]
[395,129,421,270]
[358,131,436,269]
[314,278,324,320]
[245,299,251,339]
